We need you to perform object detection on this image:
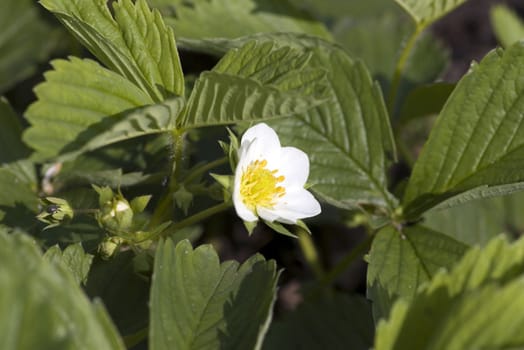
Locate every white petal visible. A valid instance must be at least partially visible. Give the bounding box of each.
[233,184,258,223]
[270,146,310,188]
[233,154,258,222]
[239,123,281,161]
[259,188,321,224]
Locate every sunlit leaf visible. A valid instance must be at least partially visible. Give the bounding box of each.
[58,97,184,161]
[375,235,524,349]
[262,35,398,211]
[40,0,184,101]
[403,42,524,219]
[150,239,279,350]
[181,41,328,128]
[367,225,467,320]
[23,57,153,161]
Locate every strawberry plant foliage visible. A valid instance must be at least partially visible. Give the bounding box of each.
[3,0,524,349]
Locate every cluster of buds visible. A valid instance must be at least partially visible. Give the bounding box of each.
[93,185,155,259]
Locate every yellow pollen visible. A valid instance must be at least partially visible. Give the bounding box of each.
[240,159,286,211]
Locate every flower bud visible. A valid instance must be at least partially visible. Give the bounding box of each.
[98,236,125,260]
[37,197,74,229]
[96,195,134,234]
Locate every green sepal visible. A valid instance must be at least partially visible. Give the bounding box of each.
[226,127,240,170]
[130,195,152,214]
[173,185,194,215]
[296,219,312,234]
[243,220,258,235]
[210,173,234,192]
[264,220,298,239]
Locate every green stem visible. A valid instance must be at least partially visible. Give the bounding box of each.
[165,201,232,234]
[150,130,186,227]
[387,25,423,115]
[123,327,148,348]
[319,232,375,288]
[183,157,228,184]
[297,228,324,280]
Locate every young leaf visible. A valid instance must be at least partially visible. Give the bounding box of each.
[23,57,153,161]
[43,243,94,285]
[180,41,329,128]
[0,98,30,163]
[403,42,524,219]
[395,0,467,27]
[0,0,59,93]
[367,225,467,320]
[40,0,184,101]
[263,293,374,350]
[149,0,332,42]
[491,5,524,48]
[150,239,279,350]
[375,235,524,349]
[0,230,124,349]
[267,37,398,210]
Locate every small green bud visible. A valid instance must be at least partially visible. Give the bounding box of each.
[96,195,134,234]
[37,197,74,229]
[98,236,125,259]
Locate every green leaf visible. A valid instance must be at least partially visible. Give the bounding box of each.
[43,243,94,285]
[0,98,30,163]
[23,57,153,161]
[403,42,524,219]
[58,97,184,161]
[180,41,329,128]
[85,251,150,336]
[288,0,400,19]
[0,0,59,93]
[0,162,38,226]
[0,230,124,349]
[263,292,374,350]
[395,0,467,27]
[491,5,524,48]
[266,37,397,210]
[367,225,467,320]
[423,191,524,246]
[375,235,524,349]
[150,239,279,350]
[149,0,332,42]
[333,15,449,106]
[40,0,184,101]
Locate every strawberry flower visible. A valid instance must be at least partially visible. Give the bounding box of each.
[233,123,321,224]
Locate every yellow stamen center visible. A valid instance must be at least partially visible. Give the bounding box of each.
[240,159,285,211]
